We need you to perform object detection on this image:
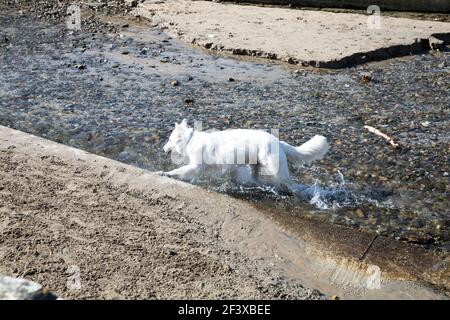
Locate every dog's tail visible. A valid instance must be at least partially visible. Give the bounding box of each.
[281,135,329,165]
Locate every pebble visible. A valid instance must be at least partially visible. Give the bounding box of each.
[359,72,372,83]
[74,63,86,70]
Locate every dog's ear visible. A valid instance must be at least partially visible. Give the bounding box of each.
[174,122,179,128]
[180,119,188,128]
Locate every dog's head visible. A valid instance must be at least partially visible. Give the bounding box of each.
[163,119,192,154]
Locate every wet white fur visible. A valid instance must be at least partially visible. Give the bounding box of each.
[161,119,329,193]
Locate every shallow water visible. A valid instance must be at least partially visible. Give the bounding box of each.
[0,10,448,252]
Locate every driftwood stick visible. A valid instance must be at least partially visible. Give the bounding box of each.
[364,125,399,148]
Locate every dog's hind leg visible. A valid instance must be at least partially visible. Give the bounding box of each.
[250,164,260,182]
[260,152,296,195]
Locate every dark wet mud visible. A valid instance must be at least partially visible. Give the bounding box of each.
[0,5,449,253]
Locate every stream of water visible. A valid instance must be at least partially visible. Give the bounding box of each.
[1,11,448,252]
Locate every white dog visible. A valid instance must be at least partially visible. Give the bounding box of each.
[160,119,329,193]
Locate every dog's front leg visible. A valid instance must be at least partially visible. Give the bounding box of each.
[163,164,201,179]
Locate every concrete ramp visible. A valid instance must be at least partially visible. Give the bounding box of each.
[137,0,450,67]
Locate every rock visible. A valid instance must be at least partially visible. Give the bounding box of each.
[125,0,138,8]
[228,77,235,82]
[0,276,56,300]
[223,265,232,272]
[360,72,372,83]
[74,63,86,70]
[355,208,365,218]
[428,36,444,51]
[1,34,9,43]
[171,80,179,86]
[87,2,106,10]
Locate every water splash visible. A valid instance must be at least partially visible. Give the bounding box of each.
[293,168,386,210]
[193,165,389,211]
